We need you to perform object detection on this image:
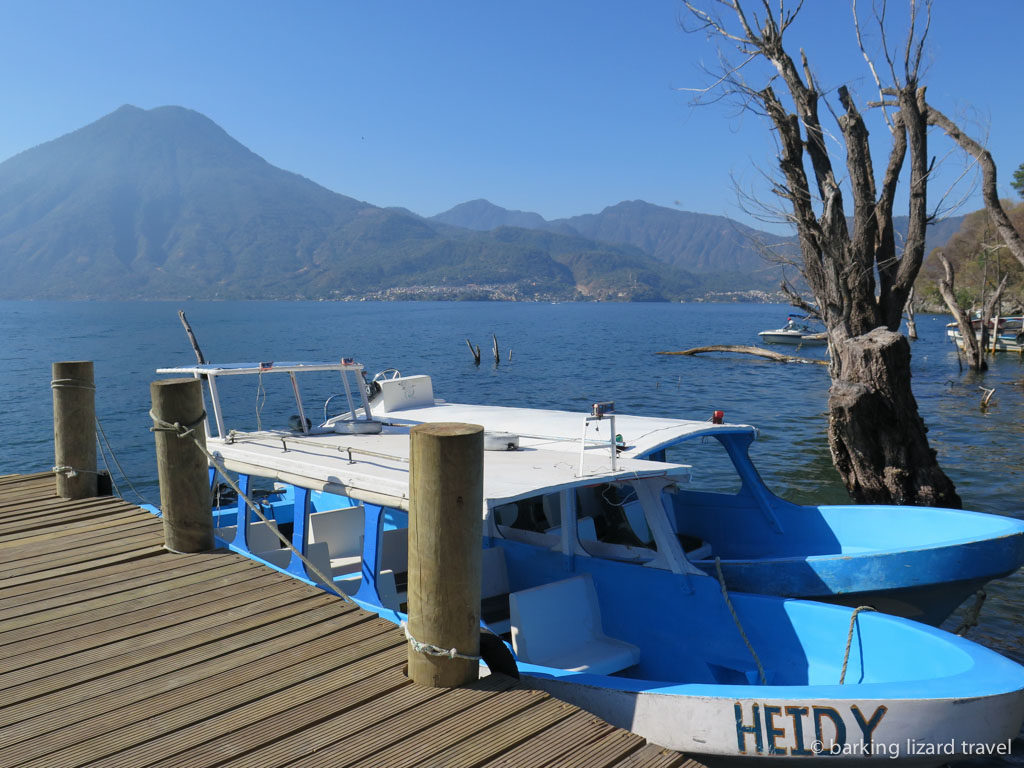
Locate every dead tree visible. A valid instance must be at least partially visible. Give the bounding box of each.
[936,253,985,371]
[684,0,960,507]
[936,251,1008,372]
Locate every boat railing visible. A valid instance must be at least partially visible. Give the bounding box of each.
[156,359,377,441]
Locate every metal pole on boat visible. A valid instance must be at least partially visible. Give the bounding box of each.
[407,422,484,688]
[150,378,213,553]
[51,361,98,499]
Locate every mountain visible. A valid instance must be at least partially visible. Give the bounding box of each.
[432,199,966,291]
[0,105,963,302]
[559,201,788,276]
[0,106,695,301]
[432,198,794,290]
[430,199,550,232]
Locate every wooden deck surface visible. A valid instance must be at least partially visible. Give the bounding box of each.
[0,473,705,768]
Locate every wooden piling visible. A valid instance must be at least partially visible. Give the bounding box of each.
[150,378,213,553]
[407,422,484,688]
[51,361,97,499]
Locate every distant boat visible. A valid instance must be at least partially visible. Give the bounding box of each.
[758,314,828,346]
[946,315,1024,354]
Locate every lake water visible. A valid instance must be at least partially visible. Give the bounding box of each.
[1,300,1022,758]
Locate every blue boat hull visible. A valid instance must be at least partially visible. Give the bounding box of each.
[664,432,1024,626]
[694,532,1024,625]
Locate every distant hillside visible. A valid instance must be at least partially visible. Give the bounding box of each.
[558,201,787,275]
[0,106,695,301]
[432,199,795,291]
[432,199,965,293]
[431,199,549,232]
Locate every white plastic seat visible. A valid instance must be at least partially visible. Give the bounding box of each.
[308,506,364,577]
[509,573,640,675]
[259,541,334,587]
[215,519,283,553]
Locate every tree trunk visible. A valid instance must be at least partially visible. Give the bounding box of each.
[936,253,986,371]
[904,286,918,341]
[828,329,961,506]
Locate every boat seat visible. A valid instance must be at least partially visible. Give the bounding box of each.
[258,541,334,587]
[509,574,640,675]
[379,527,409,576]
[308,506,364,577]
[374,527,411,608]
[215,520,283,553]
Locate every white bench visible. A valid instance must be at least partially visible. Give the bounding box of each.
[215,519,285,553]
[258,541,334,588]
[308,506,364,577]
[376,527,411,610]
[377,541,512,634]
[509,574,640,675]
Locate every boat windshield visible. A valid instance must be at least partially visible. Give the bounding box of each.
[664,438,742,495]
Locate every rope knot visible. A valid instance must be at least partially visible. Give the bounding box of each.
[402,621,480,662]
[149,410,207,439]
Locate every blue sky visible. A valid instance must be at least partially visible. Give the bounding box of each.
[0,1,1019,231]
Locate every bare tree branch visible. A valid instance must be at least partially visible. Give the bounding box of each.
[927,104,1024,271]
[852,0,895,131]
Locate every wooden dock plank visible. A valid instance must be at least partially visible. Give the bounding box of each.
[0,583,328,697]
[10,621,400,768]
[0,566,297,646]
[344,687,552,768]
[0,555,251,619]
[0,542,166,588]
[0,473,706,768]
[546,728,648,768]
[120,652,411,768]
[403,695,580,768]
[479,710,617,768]
[225,675,517,768]
[0,549,236,606]
[0,600,359,731]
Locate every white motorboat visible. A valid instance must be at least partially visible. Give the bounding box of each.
[758,315,828,346]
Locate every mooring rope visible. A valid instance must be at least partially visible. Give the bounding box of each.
[839,606,877,684]
[954,589,986,636]
[95,416,155,506]
[50,378,97,391]
[401,621,480,662]
[714,556,767,685]
[51,464,102,477]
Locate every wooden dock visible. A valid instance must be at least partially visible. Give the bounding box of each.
[0,472,702,768]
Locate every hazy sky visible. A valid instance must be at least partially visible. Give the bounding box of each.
[0,1,1019,231]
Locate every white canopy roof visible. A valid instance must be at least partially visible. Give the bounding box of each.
[371,400,756,458]
[210,427,691,512]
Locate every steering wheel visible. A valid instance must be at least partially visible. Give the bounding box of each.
[372,368,402,382]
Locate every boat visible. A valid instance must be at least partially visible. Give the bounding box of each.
[946,315,1024,354]
[358,373,1024,626]
[153,358,1024,764]
[758,315,828,346]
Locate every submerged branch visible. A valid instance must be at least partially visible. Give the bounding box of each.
[657,345,827,365]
